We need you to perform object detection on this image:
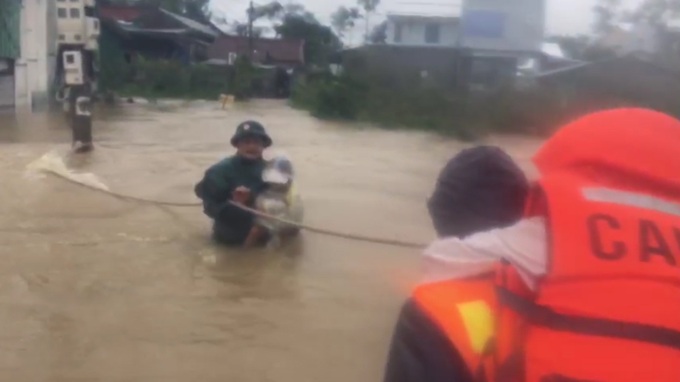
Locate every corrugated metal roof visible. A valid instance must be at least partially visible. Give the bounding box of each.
[158,8,217,38]
[0,0,21,59]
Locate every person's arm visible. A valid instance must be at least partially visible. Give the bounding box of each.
[196,167,252,222]
[422,217,547,290]
[383,299,473,382]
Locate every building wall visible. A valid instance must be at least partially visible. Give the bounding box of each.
[343,45,461,88]
[385,18,459,47]
[460,0,546,53]
[0,0,21,110]
[15,0,56,111]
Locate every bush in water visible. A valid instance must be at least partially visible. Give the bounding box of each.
[105,57,245,101]
[291,70,570,139]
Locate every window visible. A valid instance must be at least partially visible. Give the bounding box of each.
[394,22,403,43]
[70,8,81,18]
[425,23,440,44]
[57,8,67,18]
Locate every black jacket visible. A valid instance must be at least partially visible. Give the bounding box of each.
[383,299,474,382]
[384,146,528,382]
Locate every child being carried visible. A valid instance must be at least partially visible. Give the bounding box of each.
[244,154,304,249]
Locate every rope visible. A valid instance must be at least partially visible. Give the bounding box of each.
[43,170,428,249]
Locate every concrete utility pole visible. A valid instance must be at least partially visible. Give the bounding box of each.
[248,0,255,59]
[55,0,99,153]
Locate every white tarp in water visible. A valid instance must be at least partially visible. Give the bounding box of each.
[460,0,546,53]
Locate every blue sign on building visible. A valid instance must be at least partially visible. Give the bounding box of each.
[462,10,506,39]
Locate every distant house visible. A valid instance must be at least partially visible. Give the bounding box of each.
[350,0,547,91]
[595,20,680,73]
[518,42,584,77]
[535,54,680,117]
[207,35,305,69]
[385,14,460,47]
[99,5,217,65]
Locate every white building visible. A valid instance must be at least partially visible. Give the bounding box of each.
[15,0,58,111]
[383,0,546,55]
[0,0,57,112]
[460,0,546,54]
[385,14,460,47]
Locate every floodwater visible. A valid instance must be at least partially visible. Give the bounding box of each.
[0,100,541,381]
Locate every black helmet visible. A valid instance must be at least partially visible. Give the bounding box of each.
[230,120,273,148]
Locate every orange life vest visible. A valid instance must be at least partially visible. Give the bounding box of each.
[498,174,680,382]
[413,265,530,381]
[415,109,680,381]
[501,108,680,381]
[413,274,498,379]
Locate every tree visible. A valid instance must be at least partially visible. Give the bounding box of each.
[331,6,362,44]
[357,0,380,42]
[593,0,622,36]
[368,20,387,44]
[274,11,342,66]
[250,1,284,20]
[183,0,210,23]
[629,0,680,26]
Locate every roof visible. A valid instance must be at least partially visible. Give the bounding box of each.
[98,5,148,22]
[158,8,218,38]
[99,5,217,39]
[109,20,190,38]
[208,35,305,66]
[535,54,680,104]
[541,42,564,58]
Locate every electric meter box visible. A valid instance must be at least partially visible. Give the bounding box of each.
[85,17,100,50]
[63,51,84,85]
[56,1,87,47]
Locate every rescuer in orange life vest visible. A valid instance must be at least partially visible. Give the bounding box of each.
[383,108,680,382]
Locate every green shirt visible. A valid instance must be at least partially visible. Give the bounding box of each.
[195,155,266,240]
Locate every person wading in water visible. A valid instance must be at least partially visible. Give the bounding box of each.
[194,121,272,246]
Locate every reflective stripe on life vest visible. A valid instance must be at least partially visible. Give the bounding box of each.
[518,175,680,382]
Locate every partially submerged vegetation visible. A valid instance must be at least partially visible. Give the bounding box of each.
[290,71,566,140]
[100,56,257,101]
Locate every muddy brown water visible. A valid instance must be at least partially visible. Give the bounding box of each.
[0,100,541,381]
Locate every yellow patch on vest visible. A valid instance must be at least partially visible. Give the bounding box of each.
[285,183,297,206]
[457,301,494,353]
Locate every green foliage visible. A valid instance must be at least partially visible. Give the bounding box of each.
[593,0,622,36]
[369,21,387,44]
[291,70,572,140]
[292,73,476,139]
[275,13,342,67]
[230,56,256,100]
[110,58,231,100]
[331,6,362,38]
[292,72,364,119]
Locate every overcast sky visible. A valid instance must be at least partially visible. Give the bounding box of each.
[211,0,643,37]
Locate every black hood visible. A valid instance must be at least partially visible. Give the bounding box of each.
[427,146,529,238]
